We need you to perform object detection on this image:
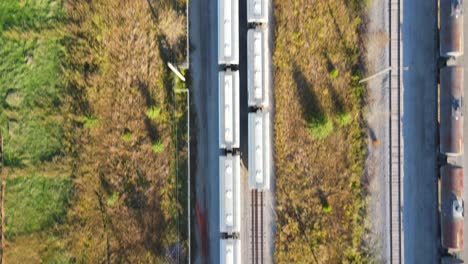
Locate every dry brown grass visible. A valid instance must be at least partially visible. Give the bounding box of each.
[273,0,368,262]
[63,0,186,262]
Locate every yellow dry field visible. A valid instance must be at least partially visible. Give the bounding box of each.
[273,0,368,262]
[62,0,186,262]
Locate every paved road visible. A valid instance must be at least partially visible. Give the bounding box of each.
[189,0,219,262]
[402,0,439,262]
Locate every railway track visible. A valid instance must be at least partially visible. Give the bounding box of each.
[250,190,264,264]
[388,0,403,261]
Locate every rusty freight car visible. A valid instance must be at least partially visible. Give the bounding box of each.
[440,66,464,156]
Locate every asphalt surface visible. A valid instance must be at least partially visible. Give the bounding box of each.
[402,0,439,262]
[189,0,220,262]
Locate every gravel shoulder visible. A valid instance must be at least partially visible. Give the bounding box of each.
[363,0,390,261]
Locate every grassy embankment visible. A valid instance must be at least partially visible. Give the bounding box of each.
[0,0,72,262]
[64,0,188,262]
[273,0,370,262]
[0,0,187,262]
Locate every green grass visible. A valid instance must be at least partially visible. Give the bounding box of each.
[0,0,65,33]
[5,175,72,238]
[0,1,66,166]
[106,191,119,207]
[80,115,99,128]
[5,116,63,164]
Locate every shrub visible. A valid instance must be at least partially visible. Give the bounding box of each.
[336,111,352,126]
[308,113,334,139]
[80,115,99,128]
[151,140,165,153]
[329,68,339,78]
[146,106,162,121]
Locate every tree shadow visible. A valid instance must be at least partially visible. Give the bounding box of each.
[326,2,350,53]
[328,85,346,115]
[136,79,160,142]
[367,126,378,143]
[291,63,324,123]
[136,79,155,108]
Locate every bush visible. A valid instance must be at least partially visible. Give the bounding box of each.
[308,113,334,139]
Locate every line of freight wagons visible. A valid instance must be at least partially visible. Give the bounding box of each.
[218,0,270,263]
[439,0,464,263]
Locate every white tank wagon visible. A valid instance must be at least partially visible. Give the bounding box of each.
[247,0,268,23]
[219,70,240,150]
[219,154,241,234]
[220,239,241,264]
[248,111,271,190]
[218,0,239,65]
[247,27,270,108]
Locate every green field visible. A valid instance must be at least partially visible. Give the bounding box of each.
[1,0,188,262]
[6,175,71,237]
[5,175,72,263]
[0,1,72,262]
[0,0,66,166]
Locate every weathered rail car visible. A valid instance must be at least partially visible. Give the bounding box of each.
[440,165,464,252]
[440,66,464,156]
[440,0,464,57]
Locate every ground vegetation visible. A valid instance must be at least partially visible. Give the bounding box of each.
[273,0,370,262]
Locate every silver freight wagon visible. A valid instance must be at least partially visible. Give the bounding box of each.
[220,239,241,264]
[247,0,268,23]
[248,111,271,190]
[219,70,240,150]
[218,0,239,65]
[247,27,270,108]
[219,154,241,234]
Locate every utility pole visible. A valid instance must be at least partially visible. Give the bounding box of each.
[359,67,392,83]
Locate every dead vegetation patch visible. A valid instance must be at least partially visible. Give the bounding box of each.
[63,0,186,262]
[273,0,369,262]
